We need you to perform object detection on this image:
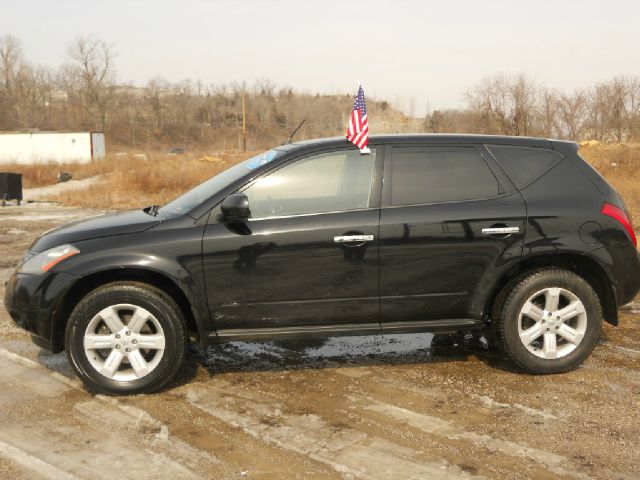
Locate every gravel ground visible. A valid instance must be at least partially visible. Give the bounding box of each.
[1,200,639,480]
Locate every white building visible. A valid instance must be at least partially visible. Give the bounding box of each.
[0,132,106,165]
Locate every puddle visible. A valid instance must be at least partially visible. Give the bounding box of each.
[204,332,489,373]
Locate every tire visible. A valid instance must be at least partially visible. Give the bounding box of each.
[489,270,540,351]
[495,268,603,374]
[65,281,187,395]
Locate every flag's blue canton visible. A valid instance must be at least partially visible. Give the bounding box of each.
[354,86,367,116]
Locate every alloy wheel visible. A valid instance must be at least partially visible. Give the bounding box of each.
[517,287,588,359]
[83,303,166,381]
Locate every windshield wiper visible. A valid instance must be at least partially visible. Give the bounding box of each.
[144,205,160,216]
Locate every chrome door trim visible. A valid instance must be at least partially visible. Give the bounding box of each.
[481,226,520,235]
[333,234,375,243]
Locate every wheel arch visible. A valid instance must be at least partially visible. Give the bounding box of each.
[488,252,618,326]
[51,267,205,353]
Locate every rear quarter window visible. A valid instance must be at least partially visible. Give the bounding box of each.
[487,145,563,189]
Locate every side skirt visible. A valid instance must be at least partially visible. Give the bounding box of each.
[206,319,485,344]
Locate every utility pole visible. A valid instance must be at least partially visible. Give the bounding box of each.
[242,89,247,153]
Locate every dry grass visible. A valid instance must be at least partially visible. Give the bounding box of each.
[580,143,640,228]
[2,145,639,230]
[1,151,254,210]
[5,160,110,188]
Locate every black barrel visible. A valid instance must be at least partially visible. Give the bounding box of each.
[0,173,23,206]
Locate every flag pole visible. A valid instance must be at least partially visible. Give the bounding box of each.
[358,80,371,154]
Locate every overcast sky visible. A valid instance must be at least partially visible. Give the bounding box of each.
[2,0,639,113]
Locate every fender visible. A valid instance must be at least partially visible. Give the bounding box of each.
[477,247,619,325]
[48,224,213,350]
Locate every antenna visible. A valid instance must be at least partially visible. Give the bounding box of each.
[281,119,306,145]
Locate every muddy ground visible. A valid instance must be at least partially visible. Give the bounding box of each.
[0,200,639,480]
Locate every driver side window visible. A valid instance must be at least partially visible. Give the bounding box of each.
[243,149,376,219]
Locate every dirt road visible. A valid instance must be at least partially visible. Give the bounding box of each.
[1,201,639,479]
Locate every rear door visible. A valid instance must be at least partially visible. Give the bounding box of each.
[379,144,526,326]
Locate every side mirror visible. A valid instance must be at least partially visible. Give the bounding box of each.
[221,193,250,222]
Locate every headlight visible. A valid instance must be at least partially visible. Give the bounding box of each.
[18,244,80,274]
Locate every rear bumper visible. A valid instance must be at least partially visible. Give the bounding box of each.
[609,246,640,307]
[4,270,78,353]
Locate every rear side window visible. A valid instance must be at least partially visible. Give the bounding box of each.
[487,145,563,189]
[390,146,500,206]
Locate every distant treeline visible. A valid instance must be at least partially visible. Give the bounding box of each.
[2,34,639,150]
[0,34,410,150]
[429,74,640,143]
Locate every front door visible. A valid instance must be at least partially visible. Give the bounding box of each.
[379,144,526,325]
[202,147,382,336]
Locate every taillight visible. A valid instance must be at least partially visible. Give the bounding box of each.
[602,203,637,247]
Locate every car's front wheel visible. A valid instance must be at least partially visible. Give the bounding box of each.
[495,268,603,374]
[65,281,187,395]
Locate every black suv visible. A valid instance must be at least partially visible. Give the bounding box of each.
[5,135,640,394]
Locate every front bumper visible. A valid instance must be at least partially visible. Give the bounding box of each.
[4,269,78,353]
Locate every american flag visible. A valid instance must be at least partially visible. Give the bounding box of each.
[346,84,369,151]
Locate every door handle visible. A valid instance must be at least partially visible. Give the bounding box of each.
[482,226,520,236]
[334,234,375,243]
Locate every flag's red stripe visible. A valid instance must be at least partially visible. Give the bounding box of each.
[353,126,366,144]
[353,125,369,147]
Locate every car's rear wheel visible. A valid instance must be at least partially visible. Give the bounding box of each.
[495,268,602,374]
[65,281,187,395]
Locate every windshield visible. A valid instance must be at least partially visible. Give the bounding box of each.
[158,149,282,217]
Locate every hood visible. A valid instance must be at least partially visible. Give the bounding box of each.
[30,210,162,253]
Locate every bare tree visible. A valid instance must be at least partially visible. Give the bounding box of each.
[466,74,539,136]
[0,35,26,128]
[0,36,56,129]
[171,79,196,145]
[606,77,628,142]
[466,75,511,134]
[588,82,615,141]
[624,77,640,139]
[253,77,275,97]
[559,90,589,140]
[14,65,52,128]
[0,35,24,91]
[64,35,115,131]
[145,77,169,135]
[510,75,538,136]
[538,89,561,138]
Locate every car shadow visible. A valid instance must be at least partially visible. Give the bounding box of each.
[176,332,517,383]
[173,325,622,389]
